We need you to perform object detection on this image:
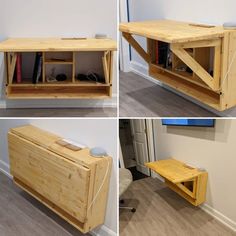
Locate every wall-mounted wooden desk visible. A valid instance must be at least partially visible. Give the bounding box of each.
[146,159,208,206]
[0,38,117,99]
[120,20,236,111]
[8,125,112,233]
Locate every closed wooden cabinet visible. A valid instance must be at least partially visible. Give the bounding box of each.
[8,125,112,233]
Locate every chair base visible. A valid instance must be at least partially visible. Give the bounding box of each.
[119,199,136,212]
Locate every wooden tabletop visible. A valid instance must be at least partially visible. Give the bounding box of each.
[120,19,226,43]
[0,38,117,52]
[145,158,203,183]
[10,125,111,166]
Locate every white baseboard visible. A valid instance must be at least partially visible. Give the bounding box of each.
[0,95,117,109]
[130,61,162,86]
[129,60,236,117]
[91,225,117,236]
[152,176,236,232]
[200,204,236,232]
[0,160,12,179]
[0,100,6,108]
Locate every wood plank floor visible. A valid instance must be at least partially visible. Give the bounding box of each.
[119,71,218,117]
[0,172,91,236]
[0,108,117,117]
[120,177,236,236]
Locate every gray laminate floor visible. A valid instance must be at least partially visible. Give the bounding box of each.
[0,108,117,117]
[119,71,218,117]
[120,177,236,236]
[0,172,91,236]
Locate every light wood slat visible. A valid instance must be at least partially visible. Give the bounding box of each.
[109,51,114,84]
[0,38,117,52]
[102,51,110,84]
[145,159,201,183]
[7,52,17,84]
[176,38,221,48]
[120,20,224,43]
[213,44,222,89]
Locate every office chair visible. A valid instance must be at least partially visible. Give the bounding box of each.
[119,168,136,212]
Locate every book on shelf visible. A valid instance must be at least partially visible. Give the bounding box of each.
[16,53,22,83]
[32,52,42,84]
[157,41,169,67]
[155,41,159,64]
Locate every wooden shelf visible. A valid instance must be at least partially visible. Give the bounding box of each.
[120,19,236,111]
[7,85,110,99]
[0,38,116,99]
[146,159,208,206]
[149,64,220,110]
[11,80,108,87]
[44,60,73,65]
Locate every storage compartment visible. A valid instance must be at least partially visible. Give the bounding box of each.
[5,50,113,98]
[149,63,221,110]
[75,52,106,84]
[11,52,43,84]
[148,39,214,88]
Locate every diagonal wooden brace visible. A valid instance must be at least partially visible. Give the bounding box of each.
[7,52,17,84]
[122,32,150,63]
[170,45,218,91]
[102,51,110,84]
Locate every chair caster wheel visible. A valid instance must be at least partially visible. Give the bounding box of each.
[131,208,136,213]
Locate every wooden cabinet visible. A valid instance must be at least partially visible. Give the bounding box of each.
[120,20,236,111]
[8,125,112,233]
[0,38,117,99]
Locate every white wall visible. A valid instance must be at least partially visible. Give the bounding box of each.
[128,0,236,65]
[0,119,117,236]
[153,119,236,230]
[0,0,117,108]
[126,0,236,115]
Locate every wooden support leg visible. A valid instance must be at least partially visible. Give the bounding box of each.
[122,32,150,63]
[109,51,114,84]
[170,45,218,91]
[7,52,17,84]
[213,44,221,88]
[102,51,109,84]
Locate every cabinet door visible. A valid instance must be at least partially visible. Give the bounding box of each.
[8,132,90,223]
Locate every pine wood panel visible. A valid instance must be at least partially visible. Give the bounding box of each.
[0,38,117,52]
[8,132,90,223]
[145,159,201,183]
[120,20,225,43]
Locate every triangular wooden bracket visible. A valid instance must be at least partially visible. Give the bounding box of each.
[122,32,151,63]
[171,39,221,91]
[7,52,17,84]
